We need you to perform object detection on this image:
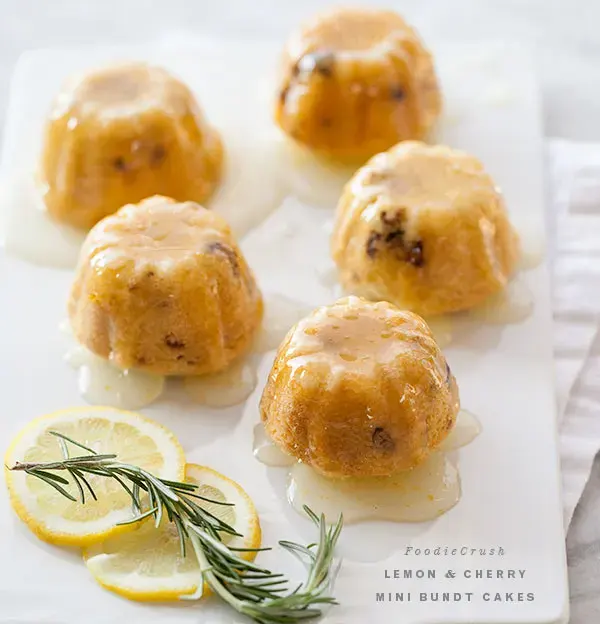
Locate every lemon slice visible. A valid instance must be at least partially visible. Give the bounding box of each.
[83,463,261,601]
[4,406,185,546]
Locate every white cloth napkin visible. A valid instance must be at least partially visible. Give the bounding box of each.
[548,138,600,527]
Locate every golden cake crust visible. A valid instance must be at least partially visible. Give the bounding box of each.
[260,296,459,478]
[274,8,441,162]
[69,196,263,376]
[331,142,520,316]
[40,63,223,230]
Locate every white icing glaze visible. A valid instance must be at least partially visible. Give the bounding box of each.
[469,275,534,324]
[282,296,443,389]
[209,131,288,238]
[440,410,482,451]
[82,197,228,273]
[3,175,85,269]
[252,424,296,467]
[253,293,313,353]
[287,452,460,524]
[51,64,183,122]
[61,290,306,410]
[183,359,258,408]
[518,245,544,271]
[64,345,165,410]
[4,119,286,269]
[253,409,480,524]
[516,225,545,271]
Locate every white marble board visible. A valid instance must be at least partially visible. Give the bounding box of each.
[0,39,568,624]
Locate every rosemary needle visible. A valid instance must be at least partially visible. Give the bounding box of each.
[9,431,343,623]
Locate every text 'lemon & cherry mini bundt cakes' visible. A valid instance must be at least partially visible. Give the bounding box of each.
[274,7,441,162]
[331,142,520,316]
[40,63,223,230]
[260,296,459,478]
[68,196,263,376]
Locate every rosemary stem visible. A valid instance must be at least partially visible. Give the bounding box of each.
[8,433,342,623]
[186,528,246,613]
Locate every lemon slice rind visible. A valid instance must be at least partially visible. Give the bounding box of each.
[83,463,261,602]
[4,406,186,547]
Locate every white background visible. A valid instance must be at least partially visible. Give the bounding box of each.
[0,1,599,622]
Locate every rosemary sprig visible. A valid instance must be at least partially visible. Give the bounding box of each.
[8,431,343,623]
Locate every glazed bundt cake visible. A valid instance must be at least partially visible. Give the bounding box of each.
[68,196,263,376]
[274,7,441,162]
[331,142,520,316]
[40,63,223,230]
[260,296,459,478]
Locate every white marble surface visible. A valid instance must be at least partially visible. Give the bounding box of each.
[0,1,599,622]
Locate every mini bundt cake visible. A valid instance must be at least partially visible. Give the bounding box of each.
[331,142,520,316]
[260,296,459,478]
[69,196,263,376]
[274,7,441,162]
[40,63,223,230]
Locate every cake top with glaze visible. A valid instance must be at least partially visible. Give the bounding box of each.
[347,142,499,219]
[80,195,232,273]
[282,296,445,385]
[51,63,194,122]
[287,8,417,60]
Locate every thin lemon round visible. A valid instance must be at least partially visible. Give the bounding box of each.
[4,406,185,547]
[83,463,261,601]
